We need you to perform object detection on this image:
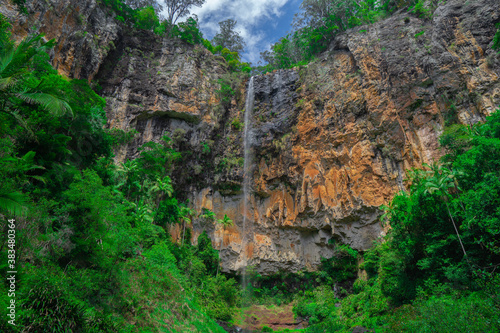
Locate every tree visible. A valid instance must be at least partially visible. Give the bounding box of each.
[179,205,194,245]
[200,208,216,222]
[115,159,140,199]
[212,19,246,54]
[150,175,173,207]
[421,163,470,265]
[163,0,205,32]
[0,32,72,126]
[134,6,160,30]
[171,16,204,44]
[293,0,337,29]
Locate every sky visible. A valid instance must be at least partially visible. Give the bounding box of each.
[188,0,302,65]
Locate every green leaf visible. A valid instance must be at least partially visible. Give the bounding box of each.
[16,91,73,117]
[0,190,28,216]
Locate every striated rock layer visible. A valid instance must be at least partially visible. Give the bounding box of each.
[4,0,500,274]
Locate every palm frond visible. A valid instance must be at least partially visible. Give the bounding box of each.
[16,91,73,117]
[0,46,14,75]
[28,175,47,184]
[0,190,28,216]
[0,76,17,90]
[7,110,36,138]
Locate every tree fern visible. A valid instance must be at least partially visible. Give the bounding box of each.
[0,28,72,119]
[17,91,73,117]
[0,190,28,216]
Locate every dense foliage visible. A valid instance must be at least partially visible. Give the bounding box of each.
[0,19,239,332]
[493,23,500,52]
[257,0,438,73]
[101,0,250,73]
[3,0,500,331]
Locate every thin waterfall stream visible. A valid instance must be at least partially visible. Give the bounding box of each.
[241,76,255,300]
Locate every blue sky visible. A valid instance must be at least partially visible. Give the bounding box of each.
[189,0,302,64]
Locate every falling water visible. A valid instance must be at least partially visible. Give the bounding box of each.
[241,76,255,305]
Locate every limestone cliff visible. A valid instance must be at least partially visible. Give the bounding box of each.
[4,0,500,275]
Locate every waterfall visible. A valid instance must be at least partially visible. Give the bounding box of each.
[241,76,255,300]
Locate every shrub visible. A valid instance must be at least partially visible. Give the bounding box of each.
[386,292,500,332]
[171,17,203,45]
[134,6,159,30]
[320,244,358,283]
[231,118,243,130]
[493,23,500,52]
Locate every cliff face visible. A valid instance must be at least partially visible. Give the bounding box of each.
[188,0,500,274]
[96,30,230,164]
[4,0,500,275]
[2,0,120,80]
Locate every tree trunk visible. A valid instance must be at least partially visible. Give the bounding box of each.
[444,201,471,268]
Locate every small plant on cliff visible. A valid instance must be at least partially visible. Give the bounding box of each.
[272,133,291,152]
[200,208,216,222]
[216,79,234,108]
[411,0,433,19]
[493,23,500,53]
[172,128,187,145]
[231,118,243,131]
[201,141,211,154]
[12,0,28,14]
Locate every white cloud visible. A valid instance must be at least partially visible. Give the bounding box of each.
[186,0,292,63]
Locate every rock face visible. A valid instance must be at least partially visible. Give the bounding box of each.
[96,30,230,163]
[2,0,120,81]
[189,0,500,274]
[4,0,500,274]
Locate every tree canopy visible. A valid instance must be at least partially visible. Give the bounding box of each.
[212,19,246,54]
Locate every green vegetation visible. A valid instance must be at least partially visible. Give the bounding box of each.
[12,0,27,14]
[231,118,243,131]
[3,0,500,330]
[0,18,239,332]
[100,0,250,73]
[282,109,500,331]
[414,30,425,38]
[257,0,440,73]
[493,23,500,52]
[212,19,246,54]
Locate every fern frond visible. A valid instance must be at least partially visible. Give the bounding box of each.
[16,92,73,117]
[28,175,47,184]
[0,190,28,216]
[0,76,17,90]
[0,46,14,75]
[8,110,36,138]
